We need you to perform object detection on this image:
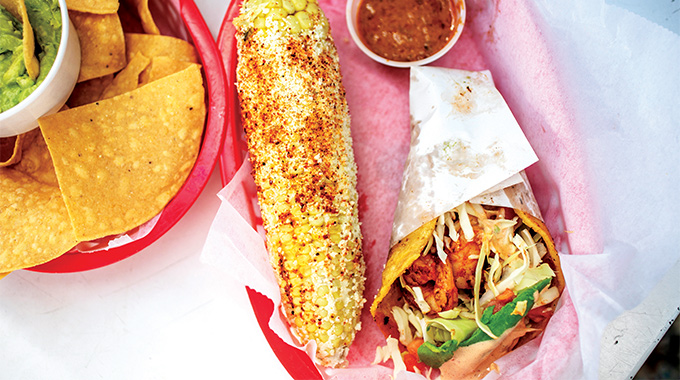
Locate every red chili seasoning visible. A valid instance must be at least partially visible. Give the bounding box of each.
[357,0,457,62]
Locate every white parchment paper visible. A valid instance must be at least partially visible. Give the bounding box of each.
[391,67,539,245]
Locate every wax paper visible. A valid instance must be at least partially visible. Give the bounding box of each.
[201,0,680,378]
[391,67,539,246]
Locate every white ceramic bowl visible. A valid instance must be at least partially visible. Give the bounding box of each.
[345,0,465,68]
[0,0,81,138]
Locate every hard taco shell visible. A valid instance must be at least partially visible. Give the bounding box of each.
[370,207,565,379]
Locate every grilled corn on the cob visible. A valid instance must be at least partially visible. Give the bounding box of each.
[234,0,365,368]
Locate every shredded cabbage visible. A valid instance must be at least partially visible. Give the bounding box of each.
[537,241,547,258]
[426,317,479,345]
[520,229,540,268]
[533,286,560,308]
[444,211,458,242]
[422,235,434,257]
[456,203,475,241]
[472,238,497,339]
[479,234,530,305]
[438,308,460,319]
[516,263,555,291]
[487,255,502,297]
[433,230,447,263]
[405,304,426,339]
[400,276,432,314]
[374,337,406,378]
[392,306,413,345]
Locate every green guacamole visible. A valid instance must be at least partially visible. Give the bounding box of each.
[0,0,61,113]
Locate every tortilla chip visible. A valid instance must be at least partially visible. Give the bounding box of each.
[70,10,126,82]
[38,65,205,241]
[12,128,58,186]
[67,74,114,107]
[139,56,193,86]
[100,52,150,99]
[0,131,78,272]
[125,33,199,64]
[65,0,118,14]
[0,135,21,166]
[127,0,158,35]
[0,0,39,79]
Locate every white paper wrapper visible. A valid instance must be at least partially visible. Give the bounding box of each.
[392,67,539,245]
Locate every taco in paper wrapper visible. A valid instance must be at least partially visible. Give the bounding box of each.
[370,67,565,379]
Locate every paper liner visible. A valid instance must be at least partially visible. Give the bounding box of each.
[391,67,539,246]
[203,0,680,378]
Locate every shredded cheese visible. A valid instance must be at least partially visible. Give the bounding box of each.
[511,300,528,316]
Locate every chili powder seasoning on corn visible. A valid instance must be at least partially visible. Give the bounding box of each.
[233,0,366,369]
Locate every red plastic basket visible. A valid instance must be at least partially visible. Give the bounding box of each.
[27,0,227,273]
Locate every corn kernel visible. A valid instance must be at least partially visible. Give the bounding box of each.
[321,320,332,330]
[317,297,328,307]
[333,325,343,336]
[318,332,329,343]
[266,0,282,7]
[282,0,295,14]
[319,309,328,318]
[295,224,311,234]
[329,233,341,243]
[305,2,319,14]
[292,0,306,11]
[267,8,286,22]
[280,233,292,244]
[295,317,304,327]
[309,214,324,226]
[306,324,318,333]
[254,16,266,29]
[274,202,288,213]
[317,285,330,296]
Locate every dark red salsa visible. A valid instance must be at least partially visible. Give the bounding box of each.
[357,0,457,62]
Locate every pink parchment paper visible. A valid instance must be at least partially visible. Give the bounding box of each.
[202,0,680,378]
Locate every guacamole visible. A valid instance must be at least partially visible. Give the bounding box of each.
[0,0,61,113]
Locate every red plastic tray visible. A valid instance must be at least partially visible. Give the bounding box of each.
[27,0,227,273]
